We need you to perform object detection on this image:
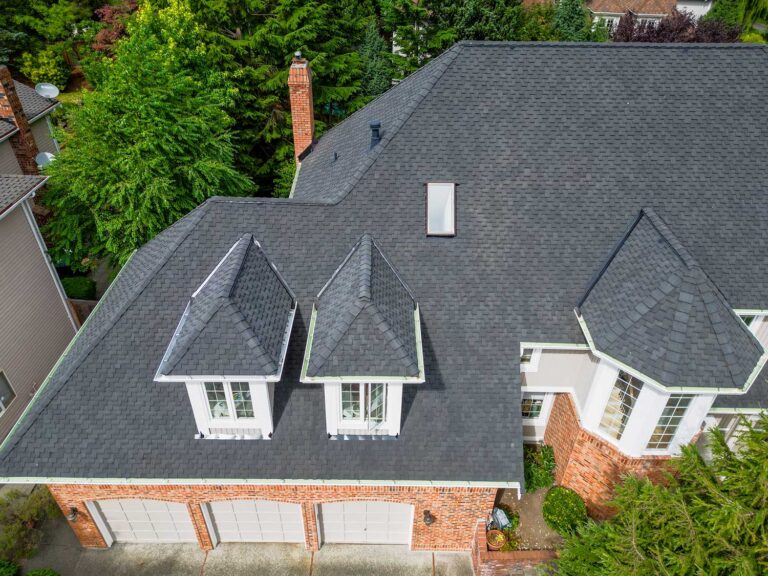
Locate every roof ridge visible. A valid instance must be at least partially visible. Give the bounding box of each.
[0,202,210,461]
[357,234,372,303]
[455,40,768,50]
[641,208,697,269]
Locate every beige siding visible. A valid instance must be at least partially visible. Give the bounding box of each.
[0,142,22,174]
[0,202,75,440]
[30,118,58,155]
[522,349,599,411]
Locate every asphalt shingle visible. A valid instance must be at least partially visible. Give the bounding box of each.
[0,174,45,216]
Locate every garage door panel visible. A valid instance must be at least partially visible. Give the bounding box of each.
[94,500,196,544]
[318,501,412,545]
[208,500,304,543]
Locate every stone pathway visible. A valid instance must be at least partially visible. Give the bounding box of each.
[499,488,563,550]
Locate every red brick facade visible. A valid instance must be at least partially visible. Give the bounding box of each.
[0,66,40,175]
[544,393,671,518]
[287,55,315,161]
[471,522,558,576]
[48,482,498,552]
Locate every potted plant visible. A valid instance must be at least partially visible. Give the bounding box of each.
[486,528,507,551]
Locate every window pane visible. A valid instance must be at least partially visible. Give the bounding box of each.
[231,382,254,419]
[427,183,455,235]
[646,394,692,450]
[368,384,386,424]
[741,315,755,327]
[599,371,644,440]
[0,373,15,414]
[341,383,361,420]
[520,348,534,364]
[205,382,229,419]
[521,397,544,419]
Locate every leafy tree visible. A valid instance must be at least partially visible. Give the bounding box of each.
[20,45,70,87]
[520,3,558,40]
[614,10,741,42]
[555,415,768,576]
[13,0,91,44]
[43,0,251,268]
[553,0,590,40]
[92,0,138,54]
[360,20,393,98]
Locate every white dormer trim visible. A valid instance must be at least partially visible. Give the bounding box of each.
[186,380,274,440]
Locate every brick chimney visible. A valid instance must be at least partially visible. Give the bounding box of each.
[287,51,314,162]
[0,66,39,175]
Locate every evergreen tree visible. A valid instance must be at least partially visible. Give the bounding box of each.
[556,415,768,576]
[553,0,590,40]
[43,0,251,268]
[360,21,393,98]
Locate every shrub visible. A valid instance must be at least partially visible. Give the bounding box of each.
[524,444,556,492]
[20,46,70,89]
[0,487,60,562]
[60,276,97,300]
[542,486,588,535]
[0,560,19,576]
[741,31,767,42]
[26,570,60,576]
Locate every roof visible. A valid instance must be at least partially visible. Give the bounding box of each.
[713,363,768,411]
[1,42,767,484]
[577,209,765,391]
[587,0,676,15]
[157,234,296,379]
[14,81,58,122]
[0,175,46,217]
[0,119,17,142]
[303,234,421,379]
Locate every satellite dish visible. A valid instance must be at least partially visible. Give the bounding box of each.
[35,152,55,167]
[34,83,60,99]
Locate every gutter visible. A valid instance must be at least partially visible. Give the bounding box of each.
[0,177,47,222]
[27,101,61,125]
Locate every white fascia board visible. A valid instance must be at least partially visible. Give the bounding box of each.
[0,477,522,490]
[520,341,590,351]
[156,375,273,383]
[413,305,426,382]
[0,126,19,144]
[27,102,61,124]
[575,310,768,395]
[707,407,767,415]
[299,304,318,382]
[734,309,768,316]
[0,177,47,223]
[0,249,137,455]
[274,304,297,381]
[288,161,301,199]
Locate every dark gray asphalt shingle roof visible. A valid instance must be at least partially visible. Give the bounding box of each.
[305,234,420,379]
[578,209,764,391]
[0,175,46,216]
[1,42,767,483]
[14,81,58,121]
[0,118,17,142]
[157,234,296,378]
[713,363,768,410]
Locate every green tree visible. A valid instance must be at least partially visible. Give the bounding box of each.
[360,20,393,98]
[43,0,251,268]
[553,0,590,40]
[556,415,768,576]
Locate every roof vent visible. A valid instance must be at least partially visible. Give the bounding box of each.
[369,120,381,149]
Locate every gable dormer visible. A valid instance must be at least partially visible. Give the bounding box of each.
[155,234,296,439]
[301,234,424,437]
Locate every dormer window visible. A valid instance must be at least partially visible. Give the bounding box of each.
[205,382,255,420]
[426,183,455,236]
[341,383,386,430]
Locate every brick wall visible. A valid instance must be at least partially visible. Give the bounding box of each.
[470,522,558,576]
[47,482,498,552]
[287,55,315,161]
[544,393,671,518]
[0,66,39,175]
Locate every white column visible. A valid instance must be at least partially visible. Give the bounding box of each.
[386,383,403,436]
[250,381,274,438]
[619,383,669,457]
[668,394,716,455]
[324,383,340,436]
[185,382,211,435]
[581,360,620,430]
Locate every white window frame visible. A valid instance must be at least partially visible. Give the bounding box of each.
[739,313,765,336]
[0,371,16,417]
[204,381,256,422]
[520,346,542,372]
[339,383,387,431]
[521,392,553,422]
[426,182,456,236]
[599,370,644,440]
[645,394,693,450]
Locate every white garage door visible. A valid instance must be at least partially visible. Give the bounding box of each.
[95,499,196,543]
[208,500,304,542]
[317,501,412,544]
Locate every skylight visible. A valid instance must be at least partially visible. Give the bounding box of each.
[426,183,455,236]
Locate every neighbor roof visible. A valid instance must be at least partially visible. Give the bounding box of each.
[587,0,675,16]
[0,118,17,142]
[0,174,46,217]
[14,81,58,122]
[303,234,422,380]
[157,234,296,379]
[1,42,767,484]
[577,209,765,392]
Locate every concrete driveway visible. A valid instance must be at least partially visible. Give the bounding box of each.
[22,517,474,576]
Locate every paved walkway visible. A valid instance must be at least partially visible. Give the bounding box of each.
[22,517,474,576]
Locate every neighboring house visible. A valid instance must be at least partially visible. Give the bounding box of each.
[588,0,712,30]
[0,42,765,553]
[0,175,78,441]
[0,66,60,176]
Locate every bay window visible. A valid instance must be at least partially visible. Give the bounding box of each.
[599,371,644,440]
[646,394,692,450]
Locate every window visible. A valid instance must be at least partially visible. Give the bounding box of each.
[646,394,692,450]
[520,347,541,372]
[204,382,255,420]
[741,315,756,327]
[0,373,15,416]
[521,394,545,419]
[599,371,644,440]
[520,348,534,363]
[340,383,386,427]
[426,183,455,236]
